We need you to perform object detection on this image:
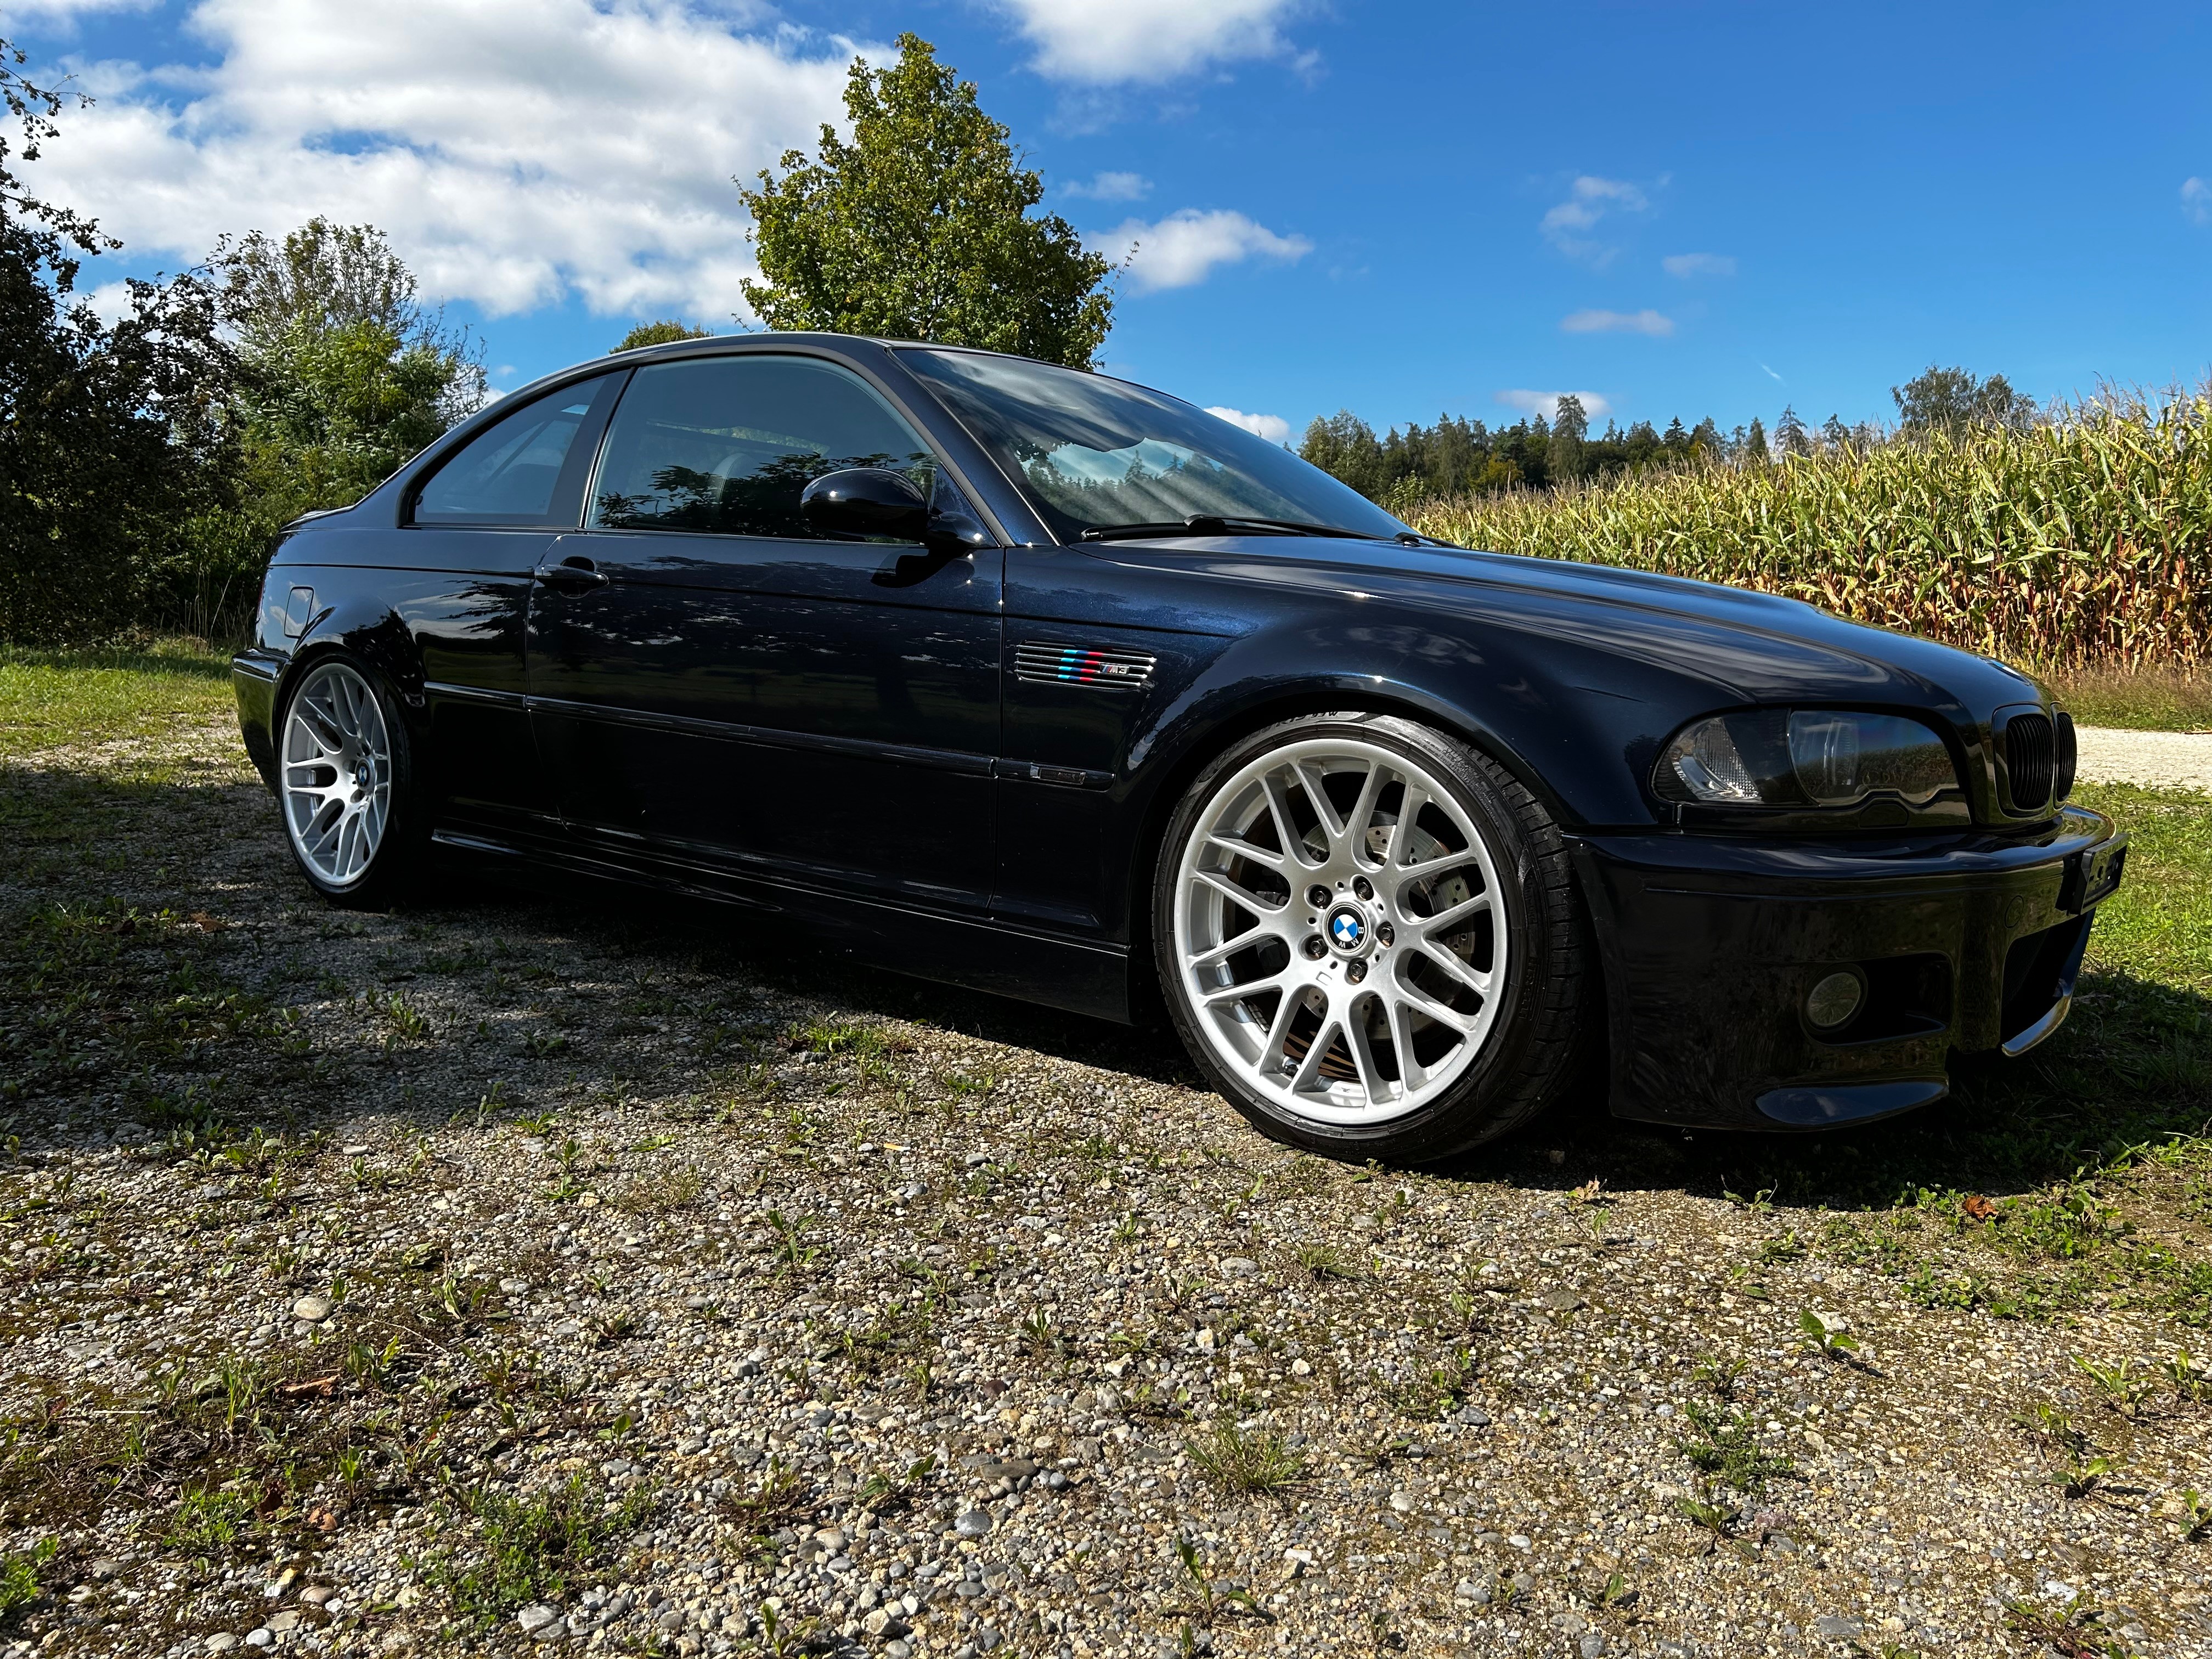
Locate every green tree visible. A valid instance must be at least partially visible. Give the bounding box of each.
[1891,364,2039,436]
[614,319,712,352]
[0,38,236,642]
[738,33,1114,368]
[189,219,486,627]
[1550,394,1588,482]
[1742,416,1769,464]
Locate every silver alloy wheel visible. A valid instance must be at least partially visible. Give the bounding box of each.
[1172,736,1509,1125]
[281,661,391,887]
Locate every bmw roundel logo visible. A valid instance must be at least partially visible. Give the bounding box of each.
[1328,907,1367,951]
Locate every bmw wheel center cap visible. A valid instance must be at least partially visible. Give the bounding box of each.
[1327,905,1369,955]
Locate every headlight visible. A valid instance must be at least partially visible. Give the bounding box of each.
[1654,709,1960,809]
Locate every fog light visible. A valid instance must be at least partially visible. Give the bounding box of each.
[1805,970,1865,1031]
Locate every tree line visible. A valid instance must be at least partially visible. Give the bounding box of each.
[1299,368,2041,507]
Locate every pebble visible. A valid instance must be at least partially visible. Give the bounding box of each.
[954,1509,995,1538]
[290,1295,332,1323]
[205,1639,239,1655]
[516,1603,562,1634]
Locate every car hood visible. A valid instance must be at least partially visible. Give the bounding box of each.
[1088,532,2045,720]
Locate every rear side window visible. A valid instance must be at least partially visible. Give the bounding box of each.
[413,374,619,526]
[589,355,935,539]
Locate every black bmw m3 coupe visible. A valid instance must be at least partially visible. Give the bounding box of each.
[232,334,2128,1160]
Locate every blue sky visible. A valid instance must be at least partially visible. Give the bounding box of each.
[11,0,2212,441]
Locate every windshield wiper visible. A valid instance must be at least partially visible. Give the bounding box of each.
[1078,514,1376,543]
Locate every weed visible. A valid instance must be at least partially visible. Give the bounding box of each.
[428,1475,652,1623]
[1294,1243,1365,1282]
[1673,1488,1755,1559]
[381,991,430,1042]
[720,1458,814,1536]
[1692,1355,1748,1400]
[1675,1402,1798,1496]
[1166,1533,1268,1627]
[1186,1419,1308,1494]
[1018,1307,1065,1360]
[0,1538,58,1615]
[2175,1488,2212,1544]
[766,1211,820,1275]
[1794,1310,1862,1361]
[1389,1348,1476,1421]
[2002,1593,2128,1658]
[164,1486,253,1551]
[853,1454,936,1514]
[2075,1355,2152,1416]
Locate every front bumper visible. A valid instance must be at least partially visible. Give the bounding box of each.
[1573,806,2127,1131]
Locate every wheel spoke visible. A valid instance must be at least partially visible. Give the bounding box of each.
[1418,944,1493,997]
[1383,993,1425,1096]
[1386,785,1429,866]
[1395,978,1473,1035]
[1192,867,1285,915]
[1294,760,1346,842]
[1201,972,1290,1009]
[1344,998,1392,1108]
[1415,889,1492,934]
[1260,773,1321,870]
[1256,987,1303,1076]
[1206,831,1285,870]
[1288,1009,1345,1094]
[1346,763,1389,863]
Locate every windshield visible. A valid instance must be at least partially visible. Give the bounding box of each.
[900,348,1412,544]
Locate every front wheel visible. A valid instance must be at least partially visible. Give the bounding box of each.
[1153,712,1588,1162]
[276,654,426,909]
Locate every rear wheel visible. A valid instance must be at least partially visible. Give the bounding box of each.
[277,655,426,909]
[1153,712,1587,1161]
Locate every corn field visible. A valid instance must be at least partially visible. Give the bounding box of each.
[1401,394,2212,669]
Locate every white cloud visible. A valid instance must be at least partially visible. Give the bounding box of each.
[1098,208,1311,292]
[989,0,1308,84]
[1205,405,1290,444]
[1661,251,1735,278]
[2185,177,2211,227]
[1540,175,1649,264]
[1062,170,1151,201]
[1495,388,1613,422]
[1560,308,1674,337]
[15,0,870,321]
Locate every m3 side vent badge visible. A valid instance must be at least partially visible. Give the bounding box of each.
[1013,642,1156,690]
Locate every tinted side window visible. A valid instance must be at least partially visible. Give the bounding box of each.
[590,356,935,539]
[413,375,616,526]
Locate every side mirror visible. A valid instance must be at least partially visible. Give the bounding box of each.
[800,467,928,541]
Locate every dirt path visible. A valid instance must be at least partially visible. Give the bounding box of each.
[2076,725,2212,794]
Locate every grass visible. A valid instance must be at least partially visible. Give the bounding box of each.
[0,637,235,759]
[2045,664,2212,733]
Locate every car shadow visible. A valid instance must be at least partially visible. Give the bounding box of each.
[4,756,2199,1215]
[459,860,2209,1209]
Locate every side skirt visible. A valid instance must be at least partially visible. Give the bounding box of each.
[428,827,1133,1024]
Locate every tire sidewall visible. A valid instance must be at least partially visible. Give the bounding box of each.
[1153,712,1565,1161]
[275,650,423,909]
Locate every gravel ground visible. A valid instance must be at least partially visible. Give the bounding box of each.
[2076,727,2212,795]
[2,713,2208,1659]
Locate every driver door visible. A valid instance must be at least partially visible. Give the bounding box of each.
[526,353,1002,911]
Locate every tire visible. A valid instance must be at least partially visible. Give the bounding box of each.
[1152,712,1588,1163]
[274,652,427,910]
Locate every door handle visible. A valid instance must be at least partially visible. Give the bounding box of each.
[532,555,608,591]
